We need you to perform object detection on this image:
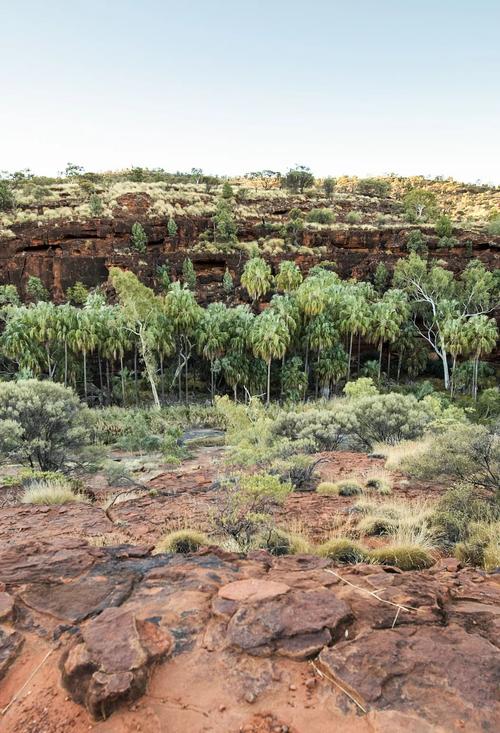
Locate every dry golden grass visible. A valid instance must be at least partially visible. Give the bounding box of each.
[373,437,432,472]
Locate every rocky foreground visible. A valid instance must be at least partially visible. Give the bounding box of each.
[0,533,499,733]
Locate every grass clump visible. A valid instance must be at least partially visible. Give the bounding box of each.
[21,478,85,505]
[317,479,362,496]
[317,537,367,563]
[258,527,312,556]
[357,515,398,536]
[155,529,209,554]
[368,544,435,571]
[455,521,500,571]
[364,473,392,494]
[373,438,431,471]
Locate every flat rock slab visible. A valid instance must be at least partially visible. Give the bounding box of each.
[318,624,500,729]
[218,579,290,603]
[0,625,24,679]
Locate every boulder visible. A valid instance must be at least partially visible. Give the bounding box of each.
[61,606,173,719]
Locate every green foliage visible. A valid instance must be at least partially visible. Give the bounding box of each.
[317,538,367,562]
[167,217,178,237]
[282,357,307,401]
[283,166,314,193]
[212,472,292,549]
[0,380,90,470]
[316,481,340,496]
[456,521,500,571]
[269,453,318,490]
[130,222,147,253]
[66,281,89,305]
[403,188,437,221]
[343,377,379,399]
[182,257,196,290]
[222,267,234,295]
[345,393,433,448]
[346,211,362,225]
[275,261,303,294]
[26,276,49,302]
[241,256,273,301]
[335,479,363,496]
[221,181,234,199]
[403,423,499,493]
[0,180,14,211]
[88,193,103,216]
[433,484,497,545]
[155,529,209,554]
[213,199,238,244]
[487,216,500,235]
[368,545,434,570]
[435,215,453,237]
[406,229,427,254]
[0,284,20,307]
[272,409,344,452]
[323,178,335,197]
[306,208,335,224]
[356,178,390,197]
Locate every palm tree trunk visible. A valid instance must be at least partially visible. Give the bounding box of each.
[160,353,165,403]
[64,341,68,387]
[357,333,361,374]
[120,355,125,405]
[387,349,391,379]
[83,350,87,400]
[396,352,402,384]
[378,339,383,381]
[347,332,353,382]
[98,351,104,393]
[266,359,271,406]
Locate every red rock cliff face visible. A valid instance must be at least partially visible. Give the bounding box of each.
[1,214,498,302]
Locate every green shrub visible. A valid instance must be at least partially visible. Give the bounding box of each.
[368,545,434,570]
[270,453,318,490]
[344,393,433,448]
[433,484,498,545]
[317,538,367,563]
[0,380,90,471]
[346,211,362,224]
[343,377,378,399]
[272,409,344,452]
[21,478,85,505]
[130,222,147,253]
[455,521,500,570]
[487,216,500,236]
[0,180,14,211]
[317,481,340,496]
[403,424,499,494]
[155,529,209,554]
[306,208,335,224]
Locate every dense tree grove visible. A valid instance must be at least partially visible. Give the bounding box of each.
[0,254,497,407]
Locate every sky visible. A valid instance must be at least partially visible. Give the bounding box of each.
[1,0,499,182]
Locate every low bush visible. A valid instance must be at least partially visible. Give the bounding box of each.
[402,423,499,494]
[368,544,434,571]
[0,380,91,471]
[317,481,340,496]
[357,515,398,536]
[271,409,344,452]
[455,520,500,571]
[155,529,209,554]
[270,453,319,490]
[21,478,85,505]
[433,484,497,545]
[344,393,433,448]
[317,479,362,496]
[317,538,367,563]
[306,208,335,224]
[343,377,378,399]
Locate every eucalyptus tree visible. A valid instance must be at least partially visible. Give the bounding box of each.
[394,254,499,390]
[109,268,164,408]
[164,281,202,402]
[240,256,273,303]
[250,309,290,405]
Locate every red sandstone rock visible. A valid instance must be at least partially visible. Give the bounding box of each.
[61,606,173,719]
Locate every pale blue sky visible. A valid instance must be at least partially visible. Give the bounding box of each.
[1,0,499,182]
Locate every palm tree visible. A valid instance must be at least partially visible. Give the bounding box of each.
[465,315,498,401]
[442,317,468,398]
[275,261,303,294]
[250,310,289,405]
[69,308,98,400]
[240,256,273,303]
[197,302,231,402]
[315,345,348,398]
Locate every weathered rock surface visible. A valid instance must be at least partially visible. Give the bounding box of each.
[0,529,499,731]
[61,607,173,719]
